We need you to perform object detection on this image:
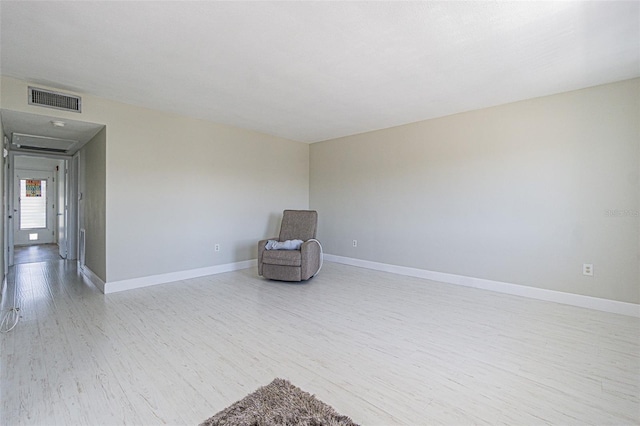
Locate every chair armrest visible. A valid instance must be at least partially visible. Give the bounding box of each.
[301,240,321,280]
[258,238,277,276]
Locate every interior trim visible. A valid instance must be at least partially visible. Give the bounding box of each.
[79,262,105,293]
[324,254,640,318]
[96,260,257,294]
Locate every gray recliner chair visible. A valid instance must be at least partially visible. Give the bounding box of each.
[258,210,321,281]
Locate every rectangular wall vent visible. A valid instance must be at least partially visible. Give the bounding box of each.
[12,132,78,153]
[16,145,69,154]
[28,86,82,113]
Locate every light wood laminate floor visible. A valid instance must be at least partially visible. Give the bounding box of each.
[1,260,638,425]
[13,244,62,265]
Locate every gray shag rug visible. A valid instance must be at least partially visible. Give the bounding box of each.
[200,378,359,426]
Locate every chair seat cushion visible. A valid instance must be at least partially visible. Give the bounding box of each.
[262,249,301,267]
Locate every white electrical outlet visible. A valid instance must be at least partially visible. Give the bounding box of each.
[215,244,220,252]
[583,263,593,276]
[352,240,358,247]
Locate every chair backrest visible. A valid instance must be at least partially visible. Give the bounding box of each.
[279,210,318,242]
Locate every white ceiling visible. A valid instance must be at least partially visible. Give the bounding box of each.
[1,1,638,143]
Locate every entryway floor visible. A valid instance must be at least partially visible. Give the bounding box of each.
[14,243,62,264]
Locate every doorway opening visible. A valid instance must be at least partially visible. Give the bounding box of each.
[10,155,72,265]
[1,109,103,275]
[14,174,58,264]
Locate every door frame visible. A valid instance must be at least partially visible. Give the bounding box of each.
[7,151,78,266]
[56,161,67,258]
[67,153,79,260]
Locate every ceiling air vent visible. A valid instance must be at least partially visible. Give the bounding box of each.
[28,86,82,113]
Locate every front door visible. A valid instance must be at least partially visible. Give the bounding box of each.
[14,170,55,246]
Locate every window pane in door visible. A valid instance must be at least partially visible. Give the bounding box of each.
[20,179,47,229]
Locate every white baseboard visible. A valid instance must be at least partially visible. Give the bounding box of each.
[101,259,257,294]
[79,263,106,293]
[324,254,640,318]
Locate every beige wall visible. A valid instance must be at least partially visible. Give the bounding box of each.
[0,76,309,283]
[80,128,107,281]
[310,79,640,304]
[104,102,308,281]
